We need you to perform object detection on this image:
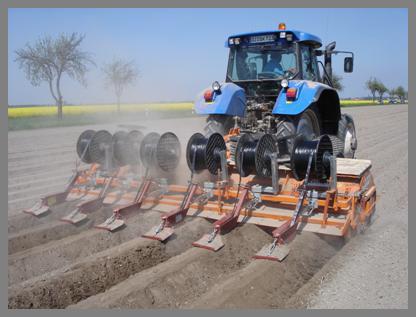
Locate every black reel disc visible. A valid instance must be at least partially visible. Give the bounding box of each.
[76,129,96,163]
[255,134,277,178]
[88,130,113,165]
[291,134,333,181]
[156,132,181,172]
[112,131,129,167]
[125,130,143,165]
[139,132,160,169]
[235,133,256,177]
[186,132,226,175]
[186,133,207,173]
[205,133,227,175]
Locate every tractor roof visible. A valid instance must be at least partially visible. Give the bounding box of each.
[226,30,322,48]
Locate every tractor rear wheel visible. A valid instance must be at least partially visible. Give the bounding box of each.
[204,114,234,136]
[275,106,321,158]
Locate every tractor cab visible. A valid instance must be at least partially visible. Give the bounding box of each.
[226,23,322,101]
[225,23,352,101]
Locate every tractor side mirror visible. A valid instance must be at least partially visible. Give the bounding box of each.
[325,41,336,52]
[344,57,353,73]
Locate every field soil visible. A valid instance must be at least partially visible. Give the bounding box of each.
[8,105,408,308]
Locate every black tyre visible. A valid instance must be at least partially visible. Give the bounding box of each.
[296,107,321,140]
[275,117,296,158]
[275,106,321,157]
[204,114,235,136]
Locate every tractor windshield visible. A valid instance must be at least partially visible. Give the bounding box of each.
[227,45,298,82]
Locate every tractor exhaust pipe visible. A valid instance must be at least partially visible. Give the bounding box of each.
[324,41,336,83]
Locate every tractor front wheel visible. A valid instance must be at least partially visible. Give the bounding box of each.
[296,107,321,140]
[204,114,235,136]
[337,114,357,158]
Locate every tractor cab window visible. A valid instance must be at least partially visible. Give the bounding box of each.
[227,45,297,81]
[300,45,319,81]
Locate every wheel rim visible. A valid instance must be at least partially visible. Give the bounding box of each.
[343,123,356,158]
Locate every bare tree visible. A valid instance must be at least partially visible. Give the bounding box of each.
[395,86,407,103]
[365,77,379,102]
[331,73,344,91]
[102,58,139,114]
[15,33,94,119]
[375,81,388,103]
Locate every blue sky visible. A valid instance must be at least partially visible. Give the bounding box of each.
[8,8,408,105]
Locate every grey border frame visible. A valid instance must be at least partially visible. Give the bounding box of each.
[1,1,413,317]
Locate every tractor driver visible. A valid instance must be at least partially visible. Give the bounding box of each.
[263,51,284,75]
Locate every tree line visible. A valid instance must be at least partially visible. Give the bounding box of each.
[365,77,407,104]
[326,74,406,104]
[15,32,139,119]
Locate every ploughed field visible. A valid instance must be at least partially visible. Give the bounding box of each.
[8,104,408,308]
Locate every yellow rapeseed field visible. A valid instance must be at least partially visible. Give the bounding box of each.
[8,100,384,119]
[340,99,386,106]
[8,103,194,118]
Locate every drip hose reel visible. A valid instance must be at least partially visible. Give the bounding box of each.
[140,132,181,172]
[235,133,278,178]
[291,134,333,181]
[186,132,226,175]
[76,129,96,163]
[125,130,144,165]
[112,130,144,167]
[112,131,129,167]
[88,130,113,166]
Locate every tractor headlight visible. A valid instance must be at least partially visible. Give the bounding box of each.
[212,81,221,93]
[281,79,289,88]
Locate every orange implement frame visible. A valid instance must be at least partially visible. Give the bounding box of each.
[60,158,376,239]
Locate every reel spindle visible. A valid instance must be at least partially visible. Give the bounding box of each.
[88,130,113,166]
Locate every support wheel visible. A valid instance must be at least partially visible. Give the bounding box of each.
[328,135,345,158]
[343,224,357,243]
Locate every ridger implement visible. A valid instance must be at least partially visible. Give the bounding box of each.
[23,128,143,219]
[23,129,108,217]
[60,129,144,225]
[142,132,228,242]
[142,131,376,261]
[94,132,181,232]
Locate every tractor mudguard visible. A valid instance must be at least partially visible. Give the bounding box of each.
[272,80,337,115]
[194,82,246,117]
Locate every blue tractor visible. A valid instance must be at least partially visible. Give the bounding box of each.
[194,23,357,161]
